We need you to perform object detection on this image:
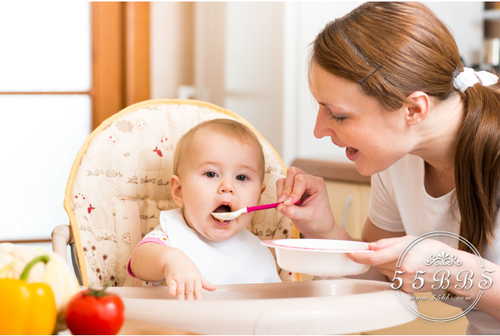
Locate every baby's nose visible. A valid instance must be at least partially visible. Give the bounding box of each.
[218,180,235,194]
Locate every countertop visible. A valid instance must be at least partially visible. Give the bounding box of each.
[291,158,371,184]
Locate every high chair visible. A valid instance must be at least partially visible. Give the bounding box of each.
[52,99,300,287]
[52,99,419,334]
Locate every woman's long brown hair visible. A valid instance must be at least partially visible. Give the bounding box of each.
[311,2,499,254]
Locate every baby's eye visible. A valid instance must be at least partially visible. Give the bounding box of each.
[205,171,218,178]
[236,174,248,181]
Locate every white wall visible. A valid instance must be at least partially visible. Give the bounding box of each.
[150,2,194,100]
[427,2,484,67]
[193,2,285,157]
[290,2,365,165]
[150,2,484,166]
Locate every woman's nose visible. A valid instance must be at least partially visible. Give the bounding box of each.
[313,109,331,139]
[218,179,235,194]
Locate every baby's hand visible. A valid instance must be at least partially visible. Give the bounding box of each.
[163,250,217,300]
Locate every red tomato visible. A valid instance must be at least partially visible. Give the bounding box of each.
[65,287,125,335]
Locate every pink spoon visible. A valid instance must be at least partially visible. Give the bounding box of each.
[211,200,301,221]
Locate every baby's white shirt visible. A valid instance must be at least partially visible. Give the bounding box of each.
[157,208,281,285]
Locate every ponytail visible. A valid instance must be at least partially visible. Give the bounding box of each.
[455,83,500,253]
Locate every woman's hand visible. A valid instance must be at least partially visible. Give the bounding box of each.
[163,249,217,300]
[347,236,430,292]
[276,167,344,239]
[348,236,471,293]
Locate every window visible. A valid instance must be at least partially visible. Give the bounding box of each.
[1,3,150,251]
[0,2,91,243]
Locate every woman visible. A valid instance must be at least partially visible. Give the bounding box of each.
[276,2,500,334]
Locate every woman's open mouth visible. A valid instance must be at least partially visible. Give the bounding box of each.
[345,146,359,161]
[346,147,358,155]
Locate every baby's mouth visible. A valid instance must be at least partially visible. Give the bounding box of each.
[211,204,232,223]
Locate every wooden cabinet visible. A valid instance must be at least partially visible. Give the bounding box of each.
[324,180,370,239]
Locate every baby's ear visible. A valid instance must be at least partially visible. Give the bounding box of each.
[260,184,266,195]
[170,175,184,207]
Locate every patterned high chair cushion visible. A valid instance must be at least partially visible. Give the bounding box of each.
[64,99,300,287]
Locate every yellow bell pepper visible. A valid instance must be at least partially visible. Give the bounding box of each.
[0,255,57,335]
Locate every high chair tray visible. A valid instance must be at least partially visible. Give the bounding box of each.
[108,279,417,335]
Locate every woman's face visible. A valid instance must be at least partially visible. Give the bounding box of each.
[309,62,413,176]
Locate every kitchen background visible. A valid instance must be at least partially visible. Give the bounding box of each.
[0,1,492,258]
[2,3,497,334]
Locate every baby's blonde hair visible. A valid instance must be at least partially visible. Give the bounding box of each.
[173,119,265,181]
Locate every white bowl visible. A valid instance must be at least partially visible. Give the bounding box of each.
[262,239,373,276]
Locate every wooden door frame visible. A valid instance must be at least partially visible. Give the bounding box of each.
[92,2,150,129]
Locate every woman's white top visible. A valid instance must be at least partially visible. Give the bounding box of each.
[369,154,500,334]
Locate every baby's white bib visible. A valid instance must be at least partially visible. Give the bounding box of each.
[160,208,281,285]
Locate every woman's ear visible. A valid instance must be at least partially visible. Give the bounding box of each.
[405,91,430,126]
[170,175,184,207]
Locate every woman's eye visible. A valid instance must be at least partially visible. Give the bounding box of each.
[329,110,346,123]
[236,174,248,181]
[205,171,218,178]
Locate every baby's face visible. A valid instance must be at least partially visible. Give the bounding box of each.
[175,130,264,242]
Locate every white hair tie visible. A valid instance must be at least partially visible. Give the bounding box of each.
[453,67,499,93]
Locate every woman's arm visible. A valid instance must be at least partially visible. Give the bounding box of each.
[349,235,500,322]
[362,217,406,242]
[450,251,500,321]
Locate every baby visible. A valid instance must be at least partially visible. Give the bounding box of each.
[128,118,281,300]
